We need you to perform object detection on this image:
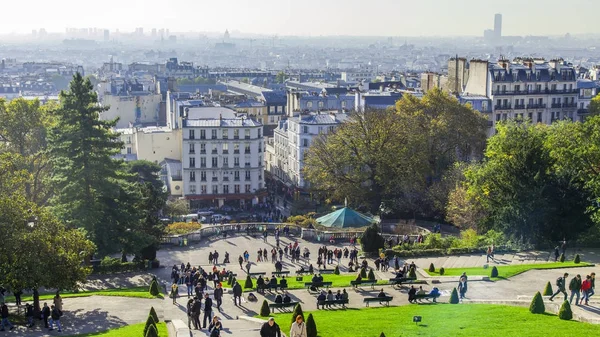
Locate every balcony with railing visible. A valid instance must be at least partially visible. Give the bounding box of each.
[562,103,577,108]
[527,104,546,109]
[494,104,511,110]
[514,104,526,110]
[577,109,589,114]
[212,177,218,182]
[212,149,218,154]
[551,103,561,108]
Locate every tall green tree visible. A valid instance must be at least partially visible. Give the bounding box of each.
[587,95,600,116]
[48,73,127,255]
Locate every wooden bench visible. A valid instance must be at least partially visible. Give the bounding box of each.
[317,298,349,309]
[272,271,291,277]
[268,301,299,312]
[363,296,393,307]
[305,282,333,291]
[413,293,440,303]
[318,269,335,274]
[296,270,313,275]
[248,272,266,278]
[262,283,288,292]
[350,280,377,290]
[389,277,416,288]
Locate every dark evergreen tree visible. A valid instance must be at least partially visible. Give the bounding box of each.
[260,300,270,317]
[449,288,459,304]
[529,291,545,314]
[558,300,572,320]
[306,313,317,337]
[291,303,305,324]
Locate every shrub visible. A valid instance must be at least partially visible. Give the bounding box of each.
[409,266,416,279]
[559,253,565,263]
[360,224,385,253]
[367,269,376,281]
[558,300,572,320]
[449,288,459,304]
[306,313,317,337]
[143,315,157,337]
[334,265,340,275]
[244,275,253,289]
[439,267,445,276]
[543,281,553,296]
[573,254,580,264]
[164,222,202,235]
[428,263,435,272]
[149,306,159,323]
[291,303,305,324]
[360,267,367,279]
[380,334,386,337]
[260,300,270,317]
[145,323,158,337]
[490,266,498,278]
[149,280,160,297]
[529,291,545,314]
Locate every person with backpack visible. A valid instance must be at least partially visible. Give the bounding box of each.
[568,274,582,305]
[550,272,569,302]
[48,304,62,332]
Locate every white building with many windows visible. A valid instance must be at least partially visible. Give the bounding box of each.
[181,114,265,208]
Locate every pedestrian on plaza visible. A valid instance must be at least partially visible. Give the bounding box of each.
[260,317,282,337]
[25,303,34,328]
[589,272,596,300]
[48,304,62,332]
[191,296,202,330]
[289,315,307,337]
[41,302,51,328]
[569,274,582,305]
[229,281,241,304]
[0,302,14,331]
[580,275,592,305]
[186,298,195,329]
[214,283,223,310]
[171,283,179,304]
[224,252,230,264]
[186,276,193,298]
[246,261,252,274]
[263,230,268,243]
[202,293,213,329]
[486,246,493,263]
[458,276,468,300]
[54,291,63,311]
[550,272,569,302]
[553,245,560,262]
[238,255,244,269]
[14,290,22,306]
[208,316,223,334]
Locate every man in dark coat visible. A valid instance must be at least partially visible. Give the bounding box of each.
[214,284,224,310]
[260,317,281,337]
[232,282,242,306]
[202,293,213,329]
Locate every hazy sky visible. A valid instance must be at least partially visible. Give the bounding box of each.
[1,0,595,36]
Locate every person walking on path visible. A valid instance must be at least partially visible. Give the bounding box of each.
[569,274,582,305]
[580,275,592,305]
[289,315,307,337]
[553,245,560,262]
[232,282,242,306]
[171,283,179,304]
[25,303,34,328]
[191,296,202,330]
[550,272,569,302]
[458,276,468,300]
[48,304,62,332]
[0,302,14,331]
[246,261,252,274]
[202,293,213,329]
[486,246,494,263]
[260,317,282,337]
[238,255,244,269]
[54,291,63,311]
[589,272,596,300]
[41,302,51,328]
[214,284,223,310]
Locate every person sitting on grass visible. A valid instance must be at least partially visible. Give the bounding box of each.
[283,293,291,304]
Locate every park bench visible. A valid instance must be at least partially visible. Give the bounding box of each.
[389,277,416,288]
[272,271,291,277]
[268,301,299,312]
[262,283,288,292]
[296,269,313,276]
[350,280,377,290]
[413,293,440,303]
[248,272,266,278]
[305,282,333,291]
[363,296,393,307]
[317,298,349,309]
[318,269,335,274]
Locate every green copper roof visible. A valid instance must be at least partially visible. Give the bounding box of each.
[316,207,375,228]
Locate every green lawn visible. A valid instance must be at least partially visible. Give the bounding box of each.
[424,262,593,280]
[267,304,600,337]
[67,322,168,337]
[3,286,162,303]
[225,274,389,291]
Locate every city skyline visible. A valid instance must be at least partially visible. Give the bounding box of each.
[1,0,597,37]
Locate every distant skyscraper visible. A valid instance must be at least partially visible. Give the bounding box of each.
[494,13,502,40]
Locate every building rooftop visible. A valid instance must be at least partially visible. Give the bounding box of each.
[290,113,348,125]
[183,117,262,128]
[187,106,237,120]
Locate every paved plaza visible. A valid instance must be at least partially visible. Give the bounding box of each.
[1,233,599,336]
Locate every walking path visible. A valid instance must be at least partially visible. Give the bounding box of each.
[1,235,598,336]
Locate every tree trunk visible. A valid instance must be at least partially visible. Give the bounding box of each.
[33,288,41,318]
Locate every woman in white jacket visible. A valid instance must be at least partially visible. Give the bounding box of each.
[290,315,307,337]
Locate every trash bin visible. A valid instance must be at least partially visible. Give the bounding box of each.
[183,238,188,246]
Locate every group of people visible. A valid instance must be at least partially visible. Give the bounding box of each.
[259,315,307,337]
[0,291,63,332]
[407,286,440,303]
[185,293,223,336]
[256,275,288,293]
[316,289,349,308]
[550,272,596,305]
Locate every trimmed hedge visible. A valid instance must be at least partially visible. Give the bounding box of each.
[428,263,435,272]
[291,303,305,324]
[333,265,340,275]
[367,269,376,281]
[260,300,270,317]
[145,323,158,337]
[143,315,157,337]
[490,266,498,278]
[360,268,367,278]
[149,307,159,323]
[558,300,572,320]
[149,280,160,297]
[559,253,565,263]
[244,275,253,289]
[574,254,581,264]
[449,288,459,304]
[529,291,545,314]
[93,256,160,274]
[439,267,445,276]
[306,313,317,337]
[543,282,553,296]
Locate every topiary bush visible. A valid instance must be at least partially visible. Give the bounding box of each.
[291,303,305,324]
[227,273,233,285]
[490,266,498,278]
[244,275,253,289]
[360,267,367,279]
[145,322,158,337]
[149,279,160,297]
[529,291,545,314]
[334,265,340,275]
[380,333,386,337]
[428,263,435,272]
[260,300,270,317]
[143,315,157,337]
[543,281,553,296]
[149,306,159,323]
[449,288,459,304]
[559,253,565,263]
[573,254,580,264]
[439,267,445,276]
[306,313,317,337]
[409,266,416,279]
[558,300,572,320]
[368,269,376,281]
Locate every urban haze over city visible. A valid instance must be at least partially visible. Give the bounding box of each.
[1,0,600,336]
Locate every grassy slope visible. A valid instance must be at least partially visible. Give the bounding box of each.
[268,304,600,337]
[225,274,388,291]
[67,322,168,337]
[4,286,163,302]
[425,262,593,280]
